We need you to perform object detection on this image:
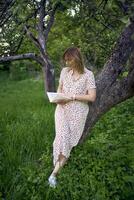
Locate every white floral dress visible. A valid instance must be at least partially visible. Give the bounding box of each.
[53,67,96,166]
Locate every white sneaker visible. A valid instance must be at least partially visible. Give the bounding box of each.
[48,174,57,188]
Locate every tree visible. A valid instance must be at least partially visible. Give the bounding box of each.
[77,0,134,143]
[0,0,72,92]
[79,18,134,144]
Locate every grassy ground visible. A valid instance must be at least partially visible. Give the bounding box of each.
[0,72,134,200]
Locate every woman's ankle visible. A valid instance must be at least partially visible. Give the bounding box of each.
[51,172,57,177]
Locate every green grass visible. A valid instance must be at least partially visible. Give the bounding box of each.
[0,72,134,200]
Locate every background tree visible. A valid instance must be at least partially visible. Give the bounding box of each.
[0,0,73,91]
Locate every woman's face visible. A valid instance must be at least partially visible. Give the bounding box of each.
[64,56,75,68]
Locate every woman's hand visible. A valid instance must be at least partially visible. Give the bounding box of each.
[55,99,71,105]
[54,94,73,104]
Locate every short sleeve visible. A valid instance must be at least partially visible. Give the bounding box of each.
[59,68,65,84]
[86,71,96,90]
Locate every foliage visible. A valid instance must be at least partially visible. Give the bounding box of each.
[0,73,133,200]
[1,0,134,73]
[47,0,133,71]
[9,60,41,81]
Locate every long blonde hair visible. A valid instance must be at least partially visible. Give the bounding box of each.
[62,47,85,74]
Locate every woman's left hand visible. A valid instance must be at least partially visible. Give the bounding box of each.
[66,93,73,99]
[55,99,71,104]
[54,94,73,104]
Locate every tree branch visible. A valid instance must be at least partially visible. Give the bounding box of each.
[14,34,25,53]
[0,0,15,26]
[38,0,46,31]
[37,0,46,51]
[0,53,44,65]
[44,2,60,41]
[24,25,41,50]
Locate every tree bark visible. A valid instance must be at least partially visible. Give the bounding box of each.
[78,19,134,145]
[41,55,56,93]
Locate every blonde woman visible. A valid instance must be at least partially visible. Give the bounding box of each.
[48,47,96,188]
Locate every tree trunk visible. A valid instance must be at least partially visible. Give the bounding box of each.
[42,60,56,93]
[78,19,134,145]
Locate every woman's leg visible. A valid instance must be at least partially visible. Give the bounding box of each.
[51,152,68,176]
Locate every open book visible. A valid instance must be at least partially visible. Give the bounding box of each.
[47,92,71,103]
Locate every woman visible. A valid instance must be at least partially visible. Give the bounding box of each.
[48,47,96,188]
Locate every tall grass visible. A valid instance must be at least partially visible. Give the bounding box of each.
[0,72,134,200]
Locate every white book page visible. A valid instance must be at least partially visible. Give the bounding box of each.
[47,92,71,103]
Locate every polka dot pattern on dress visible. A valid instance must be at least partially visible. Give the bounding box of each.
[53,67,96,166]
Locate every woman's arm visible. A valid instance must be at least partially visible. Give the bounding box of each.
[75,89,96,102]
[56,88,96,103]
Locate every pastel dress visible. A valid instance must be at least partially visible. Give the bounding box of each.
[53,67,96,166]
